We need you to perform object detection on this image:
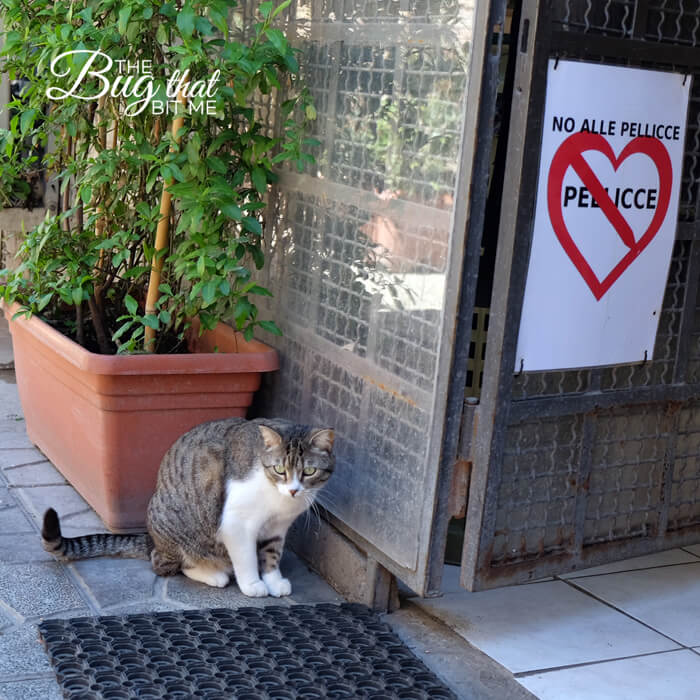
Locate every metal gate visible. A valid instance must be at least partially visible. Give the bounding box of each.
[460,0,700,591]
[254,0,497,597]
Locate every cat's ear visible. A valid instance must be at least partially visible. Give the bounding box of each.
[259,425,283,451]
[309,428,334,453]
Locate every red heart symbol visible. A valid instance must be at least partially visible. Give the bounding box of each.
[547,132,672,300]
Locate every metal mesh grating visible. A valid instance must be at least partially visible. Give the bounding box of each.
[583,405,671,545]
[668,402,700,531]
[645,1,700,46]
[679,76,700,222]
[491,415,581,566]
[254,0,477,574]
[688,286,700,382]
[599,239,691,390]
[470,0,700,588]
[550,0,636,38]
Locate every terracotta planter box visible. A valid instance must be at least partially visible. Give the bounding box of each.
[4,305,278,530]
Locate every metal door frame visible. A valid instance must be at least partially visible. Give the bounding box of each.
[460,0,700,591]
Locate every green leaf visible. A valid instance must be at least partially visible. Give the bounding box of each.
[271,0,293,18]
[201,280,217,306]
[156,23,168,44]
[168,162,185,182]
[221,203,242,220]
[233,297,253,328]
[71,288,83,306]
[112,320,134,341]
[158,283,173,296]
[160,2,177,18]
[177,3,196,37]
[251,167,267,194]
[159,309,172,323]
[258,319,282,335]
[243,216,262,235]
[118,6,132,35]
[124,294,138,315]
[259,1,274,17]
[247,284,273,297]
[80,186,92,205]
[206,156,228,174]
[20,108,37,135]
[185,138,201,165]
[196,256,206,277]
[142,314,160,330]
[37,292,53,311]
[265,27,287,55]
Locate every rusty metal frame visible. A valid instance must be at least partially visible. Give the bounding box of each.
[460,0,700,591]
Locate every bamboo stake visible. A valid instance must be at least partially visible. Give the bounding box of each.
[144,87,188,352]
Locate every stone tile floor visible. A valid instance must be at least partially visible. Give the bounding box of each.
[413,554,700,699]
[0,368,344,700]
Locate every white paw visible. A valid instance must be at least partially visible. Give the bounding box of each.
[238,579,269,597]
[263,574,292,597]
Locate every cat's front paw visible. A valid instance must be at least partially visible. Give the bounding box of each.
[238,579,269,597]
[264,575,292,597]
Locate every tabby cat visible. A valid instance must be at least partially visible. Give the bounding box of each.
[42,418,334,597]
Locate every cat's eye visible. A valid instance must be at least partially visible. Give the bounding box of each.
[273,464,286,475]
[302,467,317,477]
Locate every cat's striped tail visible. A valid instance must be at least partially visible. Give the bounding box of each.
[41,508,152,560]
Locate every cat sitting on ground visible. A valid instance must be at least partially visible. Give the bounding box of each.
[42,418,334,597]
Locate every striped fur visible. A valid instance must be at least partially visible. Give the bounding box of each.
[41,418,334,596]
[41,508,152,560]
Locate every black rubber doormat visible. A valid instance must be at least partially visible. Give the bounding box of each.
[38,603,456,699]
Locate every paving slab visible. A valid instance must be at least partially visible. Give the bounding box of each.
[0,602,19,630]
[519,649,700,700]
[0,449,45,470]
[0,534,54,564]
[96,600,190,616]
[0,562,88,620]
[13,484,92,523]
[387,601,538,700]
[164,570,294,610]
[0,433,36,450]
[0,373,22,418]
[413,579,679,674]
[0,506,34,533]
[0,624,53,677]
[0,484,16,510]
[0,677,63,699]
[2,461,66,487]
[573,561,700,647]
[70,557,158,610]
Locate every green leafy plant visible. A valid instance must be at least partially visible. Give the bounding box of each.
[0,128,36,208]
[0,0,316,353]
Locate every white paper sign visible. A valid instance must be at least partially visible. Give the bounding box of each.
[515,60,691,372]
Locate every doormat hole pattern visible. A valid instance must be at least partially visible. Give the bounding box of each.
[38,603,456,699]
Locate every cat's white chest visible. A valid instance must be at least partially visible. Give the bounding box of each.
[218,469,308,539]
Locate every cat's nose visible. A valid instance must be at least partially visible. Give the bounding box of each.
[289,489,298,497]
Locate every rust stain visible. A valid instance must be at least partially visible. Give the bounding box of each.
[362,375,417,407]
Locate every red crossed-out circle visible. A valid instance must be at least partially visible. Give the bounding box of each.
[547,131,672,301]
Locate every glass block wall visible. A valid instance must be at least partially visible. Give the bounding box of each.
[255,0,480,576]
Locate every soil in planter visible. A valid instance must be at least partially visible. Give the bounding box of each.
[42,303,188,355]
